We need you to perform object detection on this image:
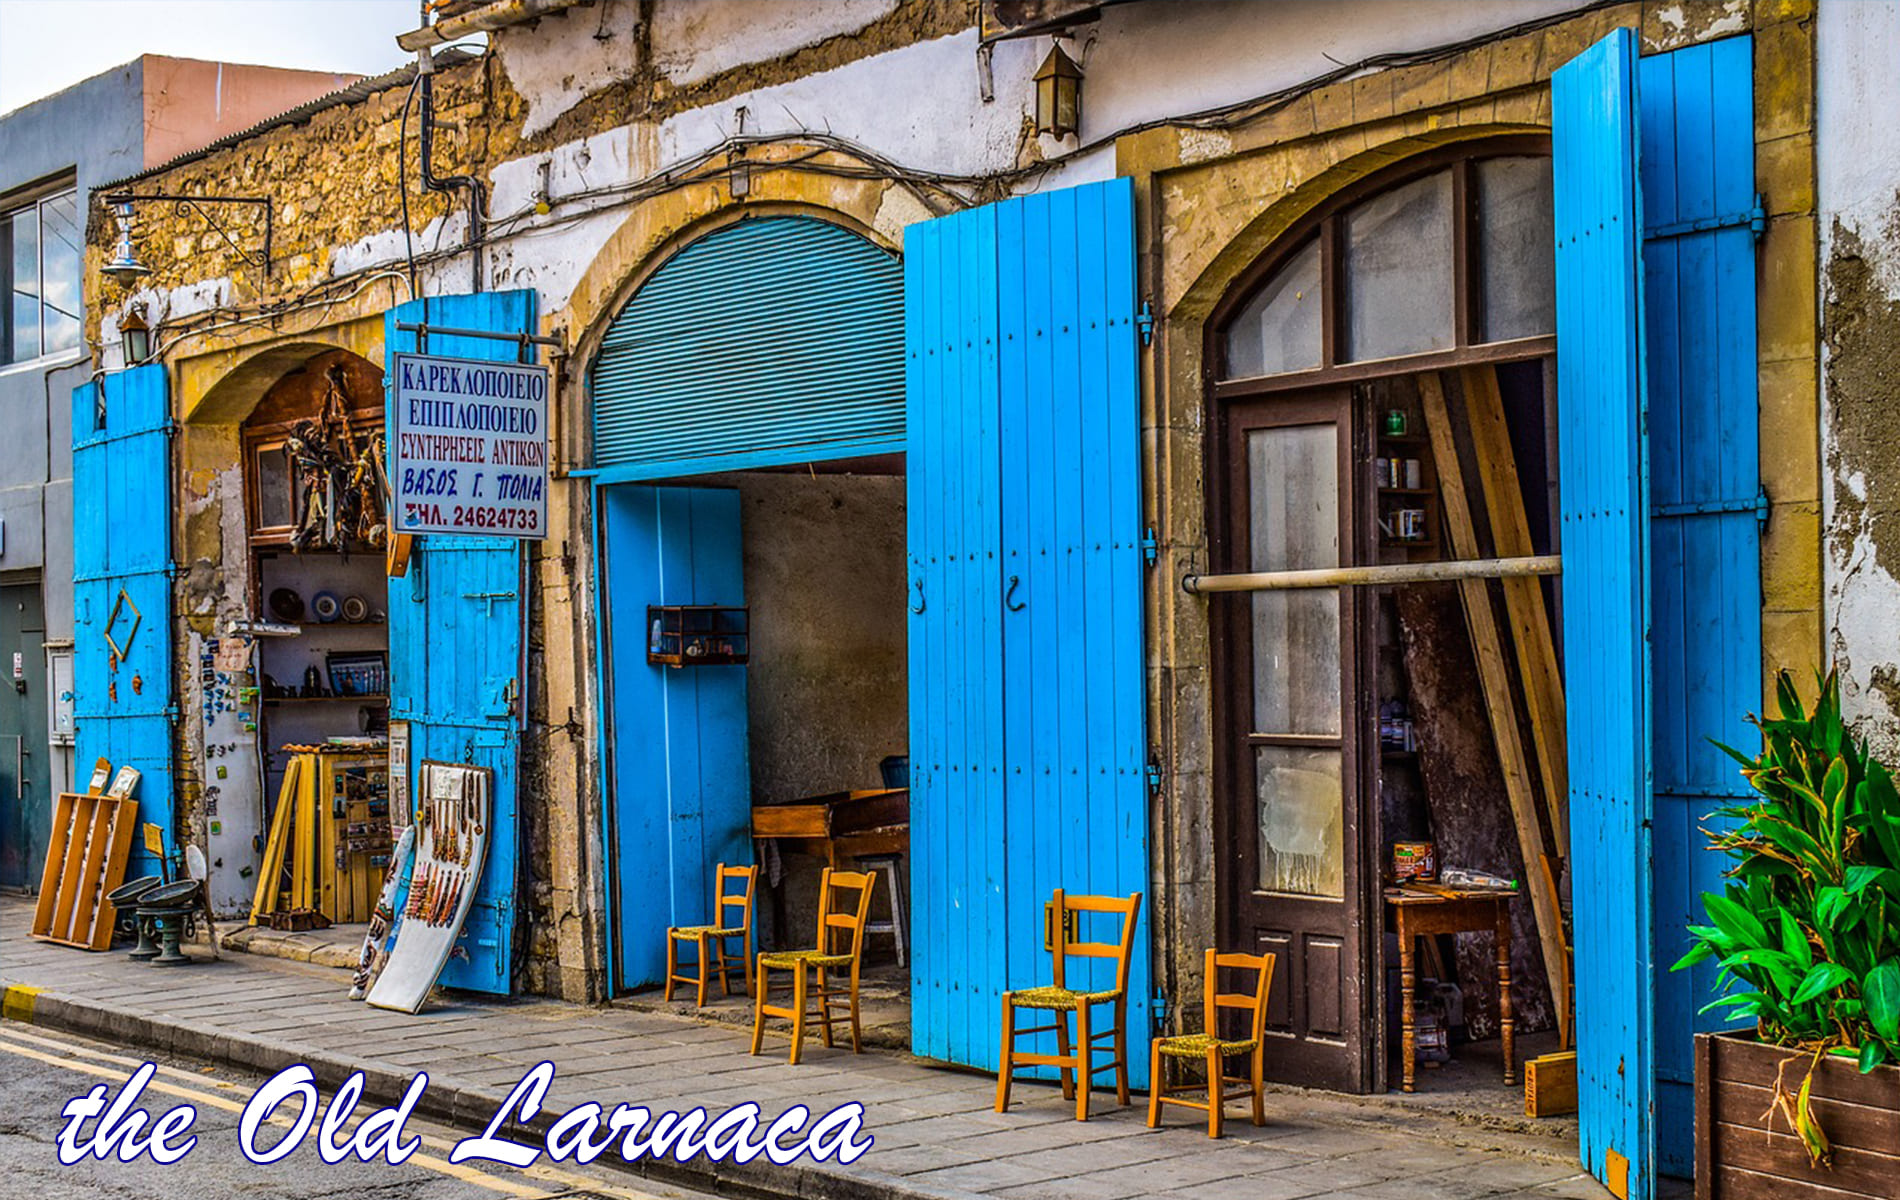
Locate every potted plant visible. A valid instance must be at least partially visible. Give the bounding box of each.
[1676,669,1900,1198]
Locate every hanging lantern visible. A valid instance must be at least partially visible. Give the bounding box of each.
[119,303,152,366]
[1033,43,1083,139]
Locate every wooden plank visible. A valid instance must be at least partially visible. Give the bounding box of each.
[251,757,300,922]
[1710,1165,1873,1200]
[1712,1078,1900,1148]
[66,795,115,945]
[1397,582,1556,1038]
[50,794,100,942]
[1420,372,1571,1048]
[319,756,337,921]
[1525,1050,1578,1117]
[1712,1033,1900,1112]
[31,792,79,937]
[1460,365,1569,848]
[1712,1121,1900,1198]
[84,798,139,950]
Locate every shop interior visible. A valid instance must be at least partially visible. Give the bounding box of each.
[632,456,914,1042]
[240,349,395,936]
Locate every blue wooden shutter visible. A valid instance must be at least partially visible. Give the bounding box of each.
[592,217,904,477]
[906,196,1009,1069]
[1639,35,1760,1178]
[596,483,749,990]
[1554,28,1654,1199]
[385,290,535,995]
[72,364,174,878]
[906,178,1150,1081]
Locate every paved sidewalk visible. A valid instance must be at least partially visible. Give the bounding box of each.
[2,903,1611,1200]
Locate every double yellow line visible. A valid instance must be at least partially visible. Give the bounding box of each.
[0,1023,681,1200]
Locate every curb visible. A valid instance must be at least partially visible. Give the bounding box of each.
[1,982,982,1200]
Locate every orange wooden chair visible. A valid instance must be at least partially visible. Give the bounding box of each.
[1147,947,1277,1138]
[749,867,876,1064]
[665,862,758,1005]
[995,889,1142,1121]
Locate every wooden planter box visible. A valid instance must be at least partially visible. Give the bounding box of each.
[1696,1030,1900,1199]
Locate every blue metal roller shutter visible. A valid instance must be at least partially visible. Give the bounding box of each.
[592,216,904,477]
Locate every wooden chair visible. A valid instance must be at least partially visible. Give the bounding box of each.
[996,889,1142,1121]
[1146,948,1276,1138]
[665,862,758,1006]
[749,867,876,1064]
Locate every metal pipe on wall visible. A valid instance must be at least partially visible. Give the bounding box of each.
[1181,554,1561,594]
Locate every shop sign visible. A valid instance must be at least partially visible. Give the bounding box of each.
[391,353,549,539]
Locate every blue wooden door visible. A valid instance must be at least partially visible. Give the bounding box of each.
[385,291,535,995]
[596,484,750,990]
[1554,28,1654,1199]
[1638,34,1761,1178]
[907,178,1151,1080]
[72,365,174,879]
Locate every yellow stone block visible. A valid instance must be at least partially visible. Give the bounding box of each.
[1757,214,1817,364]
[1755,132,1815,218]
[1758,357,1820,504]
[1760,499,1822,612]
[1761,608,1823,700]
[1753,18,1814,143]
[1,984,41,1023]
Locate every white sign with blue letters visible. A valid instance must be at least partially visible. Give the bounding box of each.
[391,352,549,539]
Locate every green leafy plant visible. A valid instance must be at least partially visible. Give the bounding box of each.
[1673,668,1900,1165]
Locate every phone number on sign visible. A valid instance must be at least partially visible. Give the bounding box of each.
[403,503,541,533]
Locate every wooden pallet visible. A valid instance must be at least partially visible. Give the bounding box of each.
[30,790,140,950]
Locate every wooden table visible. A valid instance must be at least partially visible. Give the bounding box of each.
[1386,886,1516,1093]
[750,788,908,870]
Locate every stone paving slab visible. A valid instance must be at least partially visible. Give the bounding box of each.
[0,901,1614,1200]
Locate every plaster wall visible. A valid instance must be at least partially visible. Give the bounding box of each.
[1817,0,1900,755]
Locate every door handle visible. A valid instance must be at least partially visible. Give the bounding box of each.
[910,579,926,615]
[1005,574,1026,612]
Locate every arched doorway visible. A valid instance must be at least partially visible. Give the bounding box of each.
[1206,140,1564,1093]
[588,214,910,996]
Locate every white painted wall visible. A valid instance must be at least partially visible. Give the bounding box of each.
[1817,0,1900,753]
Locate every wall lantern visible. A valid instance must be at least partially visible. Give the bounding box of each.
[101,200,151,284]
[100,191,274,282]
[119,302,152,366]
[1033,43,1083,139]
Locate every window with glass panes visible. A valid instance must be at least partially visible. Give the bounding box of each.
[2,186,82,366]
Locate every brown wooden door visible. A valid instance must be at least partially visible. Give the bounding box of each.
[1215,389,1372,1092]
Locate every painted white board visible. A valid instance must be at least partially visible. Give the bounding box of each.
[366,762,491,1013]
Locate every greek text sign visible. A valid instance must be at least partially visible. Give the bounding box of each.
[391,353,548,538]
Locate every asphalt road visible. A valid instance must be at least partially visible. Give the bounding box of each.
[0,1022,716,1200]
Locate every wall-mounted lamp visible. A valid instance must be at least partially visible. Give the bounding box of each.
[100,191,273,282]
[119,303,153,366]
[102,200,151,284]
[1033,43,1083,139]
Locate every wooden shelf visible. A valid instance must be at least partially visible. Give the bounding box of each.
[1380,538,1437,550]
[1378,487,1435,496]
[1378,433,1426,445]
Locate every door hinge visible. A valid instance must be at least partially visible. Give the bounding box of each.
[1140,527,1158,567]
[1651,485,1769,527]
[1643,193,1766,243]
[1136,300,1155,347]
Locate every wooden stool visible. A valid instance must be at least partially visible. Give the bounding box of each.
[996,889,1142,1121]
[665,862,758,1005]
[851,851,907,968]
[750,867,876,1064]
[1147,948,1276,1138]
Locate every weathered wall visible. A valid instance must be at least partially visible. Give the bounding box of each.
[1818,0,1900,755]
[86,0,1823,1006]
[722,470,908,804]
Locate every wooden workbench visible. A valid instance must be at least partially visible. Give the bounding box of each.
[1385,885,1517,1093]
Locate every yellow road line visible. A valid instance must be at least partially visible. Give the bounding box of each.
[0,1028,674,1200]
[0,1034,552,1198]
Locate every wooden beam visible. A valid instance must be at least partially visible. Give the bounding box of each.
[1419,372,1572,1049]
[1460,365,1570,848]
[1182,554,1560,593]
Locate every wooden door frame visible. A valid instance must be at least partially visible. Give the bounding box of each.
[1209,386,1379,1093]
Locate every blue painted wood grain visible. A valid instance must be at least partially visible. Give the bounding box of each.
[1638,34,1759,1178]
[906,178,1150,1083]
[72,365,174,878]
[596,484,749,989]
[1554,28,1655,1200]
[385,290,536,995]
